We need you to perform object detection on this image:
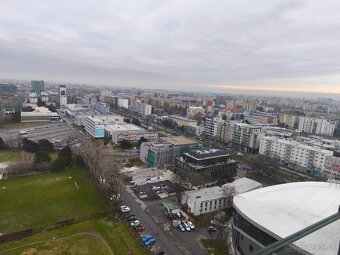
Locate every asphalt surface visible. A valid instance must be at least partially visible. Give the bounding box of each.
[1,122,77,143]
[122,188,186,255]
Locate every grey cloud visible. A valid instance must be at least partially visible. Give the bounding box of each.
[1,0,340,95]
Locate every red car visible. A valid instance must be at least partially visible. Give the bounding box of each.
[135,226,145,232]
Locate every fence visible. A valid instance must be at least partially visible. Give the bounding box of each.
[0,211,109,245]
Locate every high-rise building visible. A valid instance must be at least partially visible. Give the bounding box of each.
[298,117,336,136]
[58,85,67,105]
[0,83,17,96]
[31,80,44,95]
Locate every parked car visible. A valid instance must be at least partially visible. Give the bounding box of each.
[120,205,131,213]
[131,220,140,228]
[138,191,146,196]
[135,226,145,232]
[187,221,195,230]
[152,186,161,191]
[208,226,216,232]
[141,234,153,243]
[128,215,138,221]
[182,222,191,232]
[110,194,121,200]
[125,212,135,218]
[179,224,185,232]
[144,238,156,247]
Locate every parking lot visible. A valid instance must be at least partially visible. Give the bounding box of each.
[132,180,182,201]
[0,122,79,147]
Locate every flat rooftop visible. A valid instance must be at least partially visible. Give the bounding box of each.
[233,182,340,244]
[161,136,197,146]
[185,149,228,160]
[105,123,143,132]
[184,186,224,201]
[222,177,262,194]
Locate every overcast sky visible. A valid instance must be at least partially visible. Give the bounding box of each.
[1,0,340,98]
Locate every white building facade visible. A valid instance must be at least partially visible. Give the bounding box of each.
[259,136,334,173]
[298,116,336,136]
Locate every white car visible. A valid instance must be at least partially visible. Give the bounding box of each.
[110,194,121,201]
[120,205,131,213]
[131,220,140,228]
[182,222,191,232]
[187,221,195,230]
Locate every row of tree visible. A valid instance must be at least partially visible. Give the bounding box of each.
[0,137,9,150]
[22,138,54,153]
[76,141,123,200]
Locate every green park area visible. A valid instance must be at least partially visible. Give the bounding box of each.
[0,219,144,255]
[202,239,229,255]
[0,166,145,255]
[0,150,21,162]
[0,168,107,233]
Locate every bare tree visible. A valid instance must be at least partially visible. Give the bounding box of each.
[222,185,236,208]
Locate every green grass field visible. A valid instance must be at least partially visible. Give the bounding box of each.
[0,219,144,255]
[202,239,229,255]
[0,168,108,233]
[0,150,21,162]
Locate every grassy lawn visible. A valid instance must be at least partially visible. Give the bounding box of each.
[71,124,85,131]
[193,211,219,228]
[3,122,49,129]
[0,150,21,162]
[0,219,144,255]
[277,169,299,182]
[0,168,108,233]
[202,239,229,255]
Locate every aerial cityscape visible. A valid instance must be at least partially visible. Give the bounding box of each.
[0,1,340,255]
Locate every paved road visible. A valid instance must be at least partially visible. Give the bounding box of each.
[122,189,185,255]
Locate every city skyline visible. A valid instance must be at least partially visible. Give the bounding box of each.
[1,1,340,98]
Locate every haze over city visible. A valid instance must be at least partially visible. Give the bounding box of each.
[1,0,340,98]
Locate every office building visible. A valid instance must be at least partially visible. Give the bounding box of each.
[181,177,262,216]
[83,115,124,138]
[174,149,237,184]
[58,85,67,106]
[140,136,202,168]
[94,102,111,114]
[84,116,105,138]
[105,123,158,143]
[0,83,17,96]
[31,80,44,95]
[21,107,59,122]
[181,186,227,216]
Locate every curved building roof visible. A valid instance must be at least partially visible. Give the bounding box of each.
[233,182,340,239]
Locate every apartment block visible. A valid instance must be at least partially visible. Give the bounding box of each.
[298,117,336,136]
[259,136,334,173]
